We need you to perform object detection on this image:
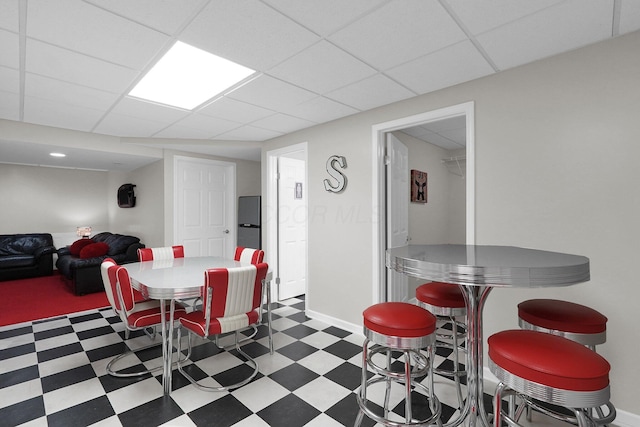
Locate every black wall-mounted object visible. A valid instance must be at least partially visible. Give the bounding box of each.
[117,184,136,208]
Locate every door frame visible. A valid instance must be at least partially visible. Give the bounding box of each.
[266,142,309,302]
[371,101,476,303]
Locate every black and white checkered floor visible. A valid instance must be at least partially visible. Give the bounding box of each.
[1,296,497,427]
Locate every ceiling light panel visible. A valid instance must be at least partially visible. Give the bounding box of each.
[129,41,255,110]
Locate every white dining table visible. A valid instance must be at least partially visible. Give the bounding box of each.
[386,244,590,427]
[123,256,272,396]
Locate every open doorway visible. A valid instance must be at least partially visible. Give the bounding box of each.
[266,143,308,302]
[372,102,475,303]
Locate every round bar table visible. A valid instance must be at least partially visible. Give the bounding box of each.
[386,244,590,427]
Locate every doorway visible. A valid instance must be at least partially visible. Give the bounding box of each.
[266,143,308,302]
[372,102,476,303]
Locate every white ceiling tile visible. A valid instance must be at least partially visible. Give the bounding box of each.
[111,97,190,123]
[93,112,169,137]
[227,75,317,111]
[25,74,119,111]
[0,29,19,68]
[199,97,276,123]
[415,132,463,150]
[26,39,139,93]
[84,0,207,34]
[140,141,261,162]
[27,0,169,69]
[269,41,376,95]
[0,90,20,121]
[444,0,564,35]
[477,0,614,70]
[217,125,283,141]
[169,113,242,137]
[180,0,319,71]
[23,96,104,132]
[386,41,494,94]
[0,0,19,32]
[154,124,215,139]
[326,73,416,112]
[329,0,467,70]
[263,0,387,36]
[619,0,640,34]
[439,128,466,147]
[0,65,19,93]
[279,96,359,123]
[251,113,315,134]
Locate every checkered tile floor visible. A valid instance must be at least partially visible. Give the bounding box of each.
[1,296,494,427]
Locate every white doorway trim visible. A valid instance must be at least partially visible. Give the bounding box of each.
[266,142,309,302]
[371,101,476,304]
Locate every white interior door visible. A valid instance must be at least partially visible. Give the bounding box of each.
[277,156,307,300]
[174,156,235,258]
[386,133,409,302]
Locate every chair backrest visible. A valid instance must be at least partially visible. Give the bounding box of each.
[100,258,137,324]
[203,263,268,334]
[100,258,118,314]
[138,245,184,261]
[234,246,264,264]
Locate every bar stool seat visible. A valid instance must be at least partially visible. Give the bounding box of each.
[489,330,616,427]
[356,302,442,427]
[518,299,607,347]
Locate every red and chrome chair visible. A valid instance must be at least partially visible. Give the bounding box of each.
[233,246,271,350]
[176,263,270,391]
[489,330,615,427]
[137,245,184,262]
[234,246,264,264]
[100,258,187,377]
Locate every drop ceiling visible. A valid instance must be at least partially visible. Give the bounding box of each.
[1,0,639,169]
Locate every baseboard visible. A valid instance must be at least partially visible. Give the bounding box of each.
[483,368,639,427]
[305,308,362,336]
[303,309,640,427]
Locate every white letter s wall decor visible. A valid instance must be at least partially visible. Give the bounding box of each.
[323,155,347,193]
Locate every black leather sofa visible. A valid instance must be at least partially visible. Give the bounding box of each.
[0,233,56,281]
[56,232,144,295]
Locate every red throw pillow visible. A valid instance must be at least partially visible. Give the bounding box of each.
[79,242,110,259]
[69,239,94,255]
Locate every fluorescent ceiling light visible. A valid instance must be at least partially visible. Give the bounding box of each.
[129,41,255,110]
[50,152,66,157]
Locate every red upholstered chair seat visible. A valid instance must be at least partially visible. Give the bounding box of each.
[518,299,607,334]
[416,282,465,308]
[488,330,610,392]
[126,300,187,329]
[363,302,436,337]
[180,310,260,336]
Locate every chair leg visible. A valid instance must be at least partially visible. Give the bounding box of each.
[177,330,259,392]
[109,324,189,378]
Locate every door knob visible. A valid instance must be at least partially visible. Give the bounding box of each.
[223,229,230,234]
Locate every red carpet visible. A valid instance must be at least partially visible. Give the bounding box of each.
[0,272,110,327]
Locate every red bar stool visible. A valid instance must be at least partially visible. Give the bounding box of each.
[488,330,616,427]
[415,282,467,414]
[355,302,442,427]
[518,299,607,350]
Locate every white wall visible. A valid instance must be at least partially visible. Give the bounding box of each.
[262,31,640,418]
[394,131,466,245]
[0,163,109,247]
[108,160,165,248]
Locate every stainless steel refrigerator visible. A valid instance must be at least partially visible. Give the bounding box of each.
[237,196,261,249]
